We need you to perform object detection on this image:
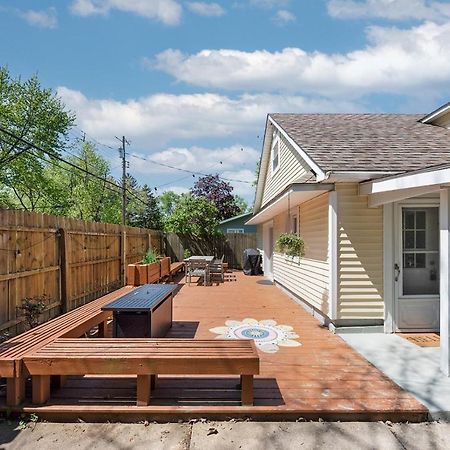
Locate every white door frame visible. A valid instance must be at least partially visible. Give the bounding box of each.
[390,198,440,332]
[262,220,274,280]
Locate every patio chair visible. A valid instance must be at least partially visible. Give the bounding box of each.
[209,255,225,283]
[185,259,210,287]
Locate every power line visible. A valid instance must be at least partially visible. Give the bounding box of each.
[130,153,253,184]
[0,127,148,207]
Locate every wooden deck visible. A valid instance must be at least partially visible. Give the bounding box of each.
[0,272,428,422]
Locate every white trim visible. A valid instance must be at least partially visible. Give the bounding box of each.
[367,186,441,207]
[268,116,326,182]
[360,166,450,196]
[270,130,281,177]
[327,171,400,183]
[247,184,334,225]
[440,188,450,376]
[328,191,338,321]
[421,103,450,124]
[383,203,395,333]
[262,221,274,281]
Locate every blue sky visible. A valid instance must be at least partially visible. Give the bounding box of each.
[1,0,450,203]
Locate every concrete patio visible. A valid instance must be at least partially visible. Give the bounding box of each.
[341,332,450,420]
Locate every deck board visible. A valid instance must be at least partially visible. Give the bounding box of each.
[0,272,428,421]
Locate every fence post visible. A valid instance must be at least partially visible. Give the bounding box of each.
[120,228,126,286]
[58,228,70,313]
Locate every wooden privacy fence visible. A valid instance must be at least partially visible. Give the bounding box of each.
[0,209,162,336]
[164,233,257,269]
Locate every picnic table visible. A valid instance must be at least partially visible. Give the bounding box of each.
[101,284,177,338]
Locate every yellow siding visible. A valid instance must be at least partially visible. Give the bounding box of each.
[261,134,310,207]
[273,193,330,315]
[336,183,384,320]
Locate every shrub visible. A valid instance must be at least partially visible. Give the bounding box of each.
[17,295,48,329]
[142,248,159,264]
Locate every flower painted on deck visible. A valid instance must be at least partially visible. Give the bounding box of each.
[209,318,301,353]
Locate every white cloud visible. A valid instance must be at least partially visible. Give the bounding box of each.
[274,9,296,24]
[70,0,182,25]
[19,8,57,29]
[328,0,450,21]
[129,145,258,199]
[58,86,359,147]
[153,21,450,98]
[248,0,291,9]
[159,186,189,195]
[187,2,225,17]
[130,144,259,175]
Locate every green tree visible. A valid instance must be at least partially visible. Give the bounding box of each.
[165,194,220,236]
[234,195,249,214]
[158,191,180,219]
[0,67,75,210]
[47,141,122,222]
[127,175,162,229]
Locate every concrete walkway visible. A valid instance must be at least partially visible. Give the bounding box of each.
[0,421,449,449]
[341,333,450,420]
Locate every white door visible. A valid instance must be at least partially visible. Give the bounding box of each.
[263,222,273,279]
[395,205,440,331]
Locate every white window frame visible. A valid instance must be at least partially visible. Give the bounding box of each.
[227,228,245,234]
[291,213,298,235]
[271,130,280,176]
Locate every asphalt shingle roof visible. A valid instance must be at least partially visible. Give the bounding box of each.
[270,114,450,173]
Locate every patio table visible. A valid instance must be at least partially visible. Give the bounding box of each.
[101,284,177,338]
[184,256,214,263]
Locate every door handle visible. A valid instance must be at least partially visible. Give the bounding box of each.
[394,263,401,282]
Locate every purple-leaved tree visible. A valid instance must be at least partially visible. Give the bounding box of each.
[190,174,241,221]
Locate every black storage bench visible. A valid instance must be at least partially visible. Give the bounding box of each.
[101,284,178,338]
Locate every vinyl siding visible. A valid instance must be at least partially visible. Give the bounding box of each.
[261,134,311,208]
[273,193,330,316]
[336,183,384,320]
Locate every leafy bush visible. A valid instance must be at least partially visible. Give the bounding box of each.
[142,248,159,264]
[183,249,191,259]
[275,233,305,257]
[17,295,48,329]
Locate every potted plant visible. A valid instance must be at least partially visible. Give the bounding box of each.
[275,233,305,259]
[144,248,161,284]
[127,248,161,286]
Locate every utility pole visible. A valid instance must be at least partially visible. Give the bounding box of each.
[117,136,129,225]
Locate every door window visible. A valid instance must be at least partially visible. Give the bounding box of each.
[402,207,439,296]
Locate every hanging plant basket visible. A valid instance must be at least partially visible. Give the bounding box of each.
[275,233,305,258]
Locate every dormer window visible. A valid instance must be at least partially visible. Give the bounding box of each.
[271,130,280,174]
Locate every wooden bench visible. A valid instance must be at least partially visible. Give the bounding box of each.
[0,286,135,406]
[169,262,185,280]
[24,338,260,406]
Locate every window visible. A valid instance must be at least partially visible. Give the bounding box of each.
[402,209,426,268]
[291,214,298,235]
[227,228,244,234]
[271,130,280,174]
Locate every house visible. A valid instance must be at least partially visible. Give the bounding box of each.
[218,212,256,234]
[247,102,450,375]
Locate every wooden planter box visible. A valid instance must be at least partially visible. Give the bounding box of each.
[147,261,161,284]
[127,264,139,286]
[159,257,171,279]
[137,264,150,285]
[127,260,161,286]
